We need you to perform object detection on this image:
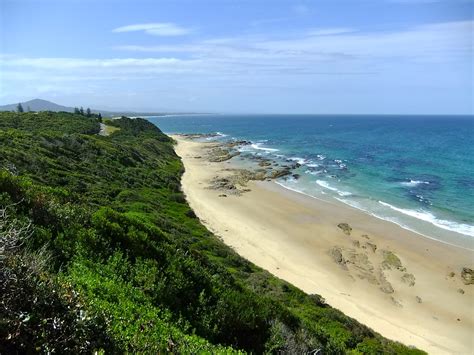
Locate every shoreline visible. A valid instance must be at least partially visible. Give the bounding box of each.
[274,180,474,253]
[172,134,474,354]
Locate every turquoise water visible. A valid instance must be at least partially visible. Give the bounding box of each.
[148,114,474,248]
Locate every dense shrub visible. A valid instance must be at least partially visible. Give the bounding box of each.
[0,205,112,353]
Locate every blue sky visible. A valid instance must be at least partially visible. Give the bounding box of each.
[0,0,472,114]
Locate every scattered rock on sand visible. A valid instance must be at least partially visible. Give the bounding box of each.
[382,250,403,270]
[225,140,251,148]
[329,247,347,269]
[258,160,272,167]
[416,296,422,303]
[208,147,240,162]
[379,270,394,294]
[346,250,378,284]
[457,288,465,294]
[218,194,227,197]
[352,240,360,248]
[365,242,377,253]
[448,271,455,278]
[337,223,352,235]
[461,267,473,285]
[269,168,292,179]
[401,273,416,286]
[391,297,403,308]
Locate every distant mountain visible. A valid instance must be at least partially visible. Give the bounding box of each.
[0,98,206,117]
[0,99,74,113]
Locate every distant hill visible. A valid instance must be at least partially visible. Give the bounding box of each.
[0,99,74,113]
[0,98,205,117]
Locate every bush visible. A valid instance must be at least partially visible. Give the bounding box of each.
[0,205,112,353]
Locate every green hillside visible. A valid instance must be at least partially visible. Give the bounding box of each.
[0,111,425,354]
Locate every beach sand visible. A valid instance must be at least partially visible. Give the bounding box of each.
[172,135,474,354]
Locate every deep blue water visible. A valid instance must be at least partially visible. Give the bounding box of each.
[147,114,474,247]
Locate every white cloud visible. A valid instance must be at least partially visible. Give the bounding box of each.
[2,20,471,112]
[5,57,184,69]
[112,22,192,36]
[113,21,472,64]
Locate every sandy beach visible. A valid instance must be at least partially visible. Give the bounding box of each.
[172,135,473,354]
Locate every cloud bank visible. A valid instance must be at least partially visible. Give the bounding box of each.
[112,22,193,36]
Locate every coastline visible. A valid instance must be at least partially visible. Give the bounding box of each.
[172,134,473,354]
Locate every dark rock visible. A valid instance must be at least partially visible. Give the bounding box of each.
[269,168,291,179]
[401,273,416,286]
[366,242,377,253]
[225,140,251,148]
[379,270,394,294]
[337,223,352,236]
[329,247,346,269]
[382,250,403,270]
[461,267,473,285]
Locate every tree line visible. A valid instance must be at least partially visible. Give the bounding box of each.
[15,103,102,122]
[74,107,102,121]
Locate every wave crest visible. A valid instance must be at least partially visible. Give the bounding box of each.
[378,201,474,237]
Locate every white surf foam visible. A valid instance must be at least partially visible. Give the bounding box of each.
[289,157,307,165]
[378,201,474,237]
[400,180,430,187]
[316,180,352,197]
[305,169,322,176]
[250,142,279,152]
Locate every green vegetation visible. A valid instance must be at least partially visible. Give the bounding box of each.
[0,111,426,353]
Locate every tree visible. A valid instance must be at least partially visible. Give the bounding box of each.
[97,113,103,123]
[74,107,80,115]
[86,108,92,117]
[79,107,84,116]
[17,103,24,113]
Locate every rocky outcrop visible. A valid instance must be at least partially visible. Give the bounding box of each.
[365,242,377,253]
[337,223,352,235]
[461,268,473,285]
[181,133,220,139]
[381,250,403,270]
[208,177,239,194]
[269,168,292,179]
[225,140,251,148]
[378,269,394,294]
[401,273,416,286]
[329,247,347,269]
[208,147,240,162]
[258,160,272,167]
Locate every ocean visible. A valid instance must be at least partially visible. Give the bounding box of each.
[147,114,474,249]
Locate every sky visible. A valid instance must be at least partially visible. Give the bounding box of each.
[0,0,473,114]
